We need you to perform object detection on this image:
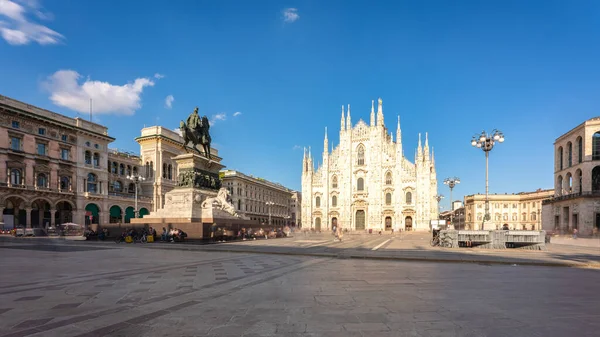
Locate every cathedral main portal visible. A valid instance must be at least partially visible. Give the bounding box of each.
[355,210,365,230]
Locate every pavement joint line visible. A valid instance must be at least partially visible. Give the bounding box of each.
[372,239,392,251]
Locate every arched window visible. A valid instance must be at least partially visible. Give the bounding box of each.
[150,161,153,177]
[385,172,392,185]
[566,173,573,194]
[87,173,98,193]
[531,212,537,221]
[512,213,517,221]
[113,181,122,192]
[238,199,241,210]
[107,160,112,172]
[495,213,501,221]
[577,136,583,163]
[128,183,135,193]
[145,162,149,178]
[385,193,392,205]
[168,164,172,180]
[10,168,22,185]
[405,191,412,204]
[60,176,70,191]
[93,153,100,167]
[111,162,118,174]
[592,166,600,192]
[557,146,563,170]
[557,175,563,195]
[37,173,48,188]
[119,163,125,175]
[315,196,321,208]
[567,142,572,167]
[332,175,338,189]
[332,195,337,207]
[163,163,167,178]
[576,169,583,194]
[593,132,600,160]
[133,167,138,175]
[357,178,364,191]
[357,145,365,166]
[522,212,527,221]
[85,151,92,165]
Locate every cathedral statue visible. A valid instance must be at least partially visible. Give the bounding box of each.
[180,106,212,159]
[201,188,239,217]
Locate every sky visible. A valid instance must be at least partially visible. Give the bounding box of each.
[1,0,600,211]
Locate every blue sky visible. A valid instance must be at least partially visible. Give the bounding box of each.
[1,0,600,211]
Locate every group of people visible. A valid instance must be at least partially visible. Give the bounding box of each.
[332,225,344,242]
[161,227,187,242]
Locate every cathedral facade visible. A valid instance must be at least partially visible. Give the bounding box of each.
[301,99,439,232]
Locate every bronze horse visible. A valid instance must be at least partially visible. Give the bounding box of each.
[180,116,211,159]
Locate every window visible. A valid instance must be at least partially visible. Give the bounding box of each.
[60,176,70,190]
[85,151,92,165]
[128,183,135,193]
[163,163,167,178]
[127,165,132,176]
[594,132,600,160]
[37,143,46,156]
[94,144,99,149]
[113,181,122,192]
[332,195,337,207]
[503,213,508,221]
[10,136,21,151]
[357,177,364,191]
[495,213,501,221]
[357,145,365,166]
[332,175,338,189]
[119,163,125,175]
[406,191,412,204]
[512,213,517,221]
[522,212,527,221]
[531,212,537,221]
[111,162,118,174]
[85,141,91,147]
[577,136,583,163]
[503,203,508,208]
[37,173,48,188]
[168,164,172,180]
[592,166,600,192]
[61,134,68,142]
[133,167,138,175]
[12,121,20,128]
[385,172,392,185]
[512,203,517,208]
[93,153,100,167]
[10,168,22,185]
[315,196,321,208]
[38,128,46,135]
[385,193,392,205]
[567,142,572,167]
[61,148,70,160]
[558,146,564,170]
[87,173,98,193]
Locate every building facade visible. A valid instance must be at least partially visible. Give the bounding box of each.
[542,117,600,235]
[301,99,439,232]
[464,189,553,230]
[0,95,152,229]
[221,169,293,226]
[290,191,301,227]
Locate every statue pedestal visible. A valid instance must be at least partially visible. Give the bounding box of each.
[130,152,259,239]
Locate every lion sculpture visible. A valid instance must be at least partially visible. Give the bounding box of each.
[201,187,238,217]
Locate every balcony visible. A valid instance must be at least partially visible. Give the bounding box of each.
[542,191,600,205]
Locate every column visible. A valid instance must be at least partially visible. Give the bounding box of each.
[50,209,56,227]
[0,207,4,223]
[25,208,32,228]
[98,211,104,225]
[121,212,125,224]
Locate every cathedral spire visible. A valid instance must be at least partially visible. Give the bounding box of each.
[346,104,351,130]
[431,147,435,165]
[324,127,328,154]
[418,133,422,152]
[424,132,430,161]
[340,105,345,131]
[377,98,384,127]
[396,115,401,142]
[370,100,375,126]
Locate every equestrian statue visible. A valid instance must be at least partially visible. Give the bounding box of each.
[180,107,212,159]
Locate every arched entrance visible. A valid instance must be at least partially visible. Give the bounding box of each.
[139,208,149,218]
[31,200,51,228]
[315,217,321,231]
[405,216,413,231]
[109,205,122,223]
[2,197,26,228]
[355,210,365,230]
[331,217,338,229]
[124,207,135,223]
[85,203,100,225]
[385,216,392,230]
[55,201,73,225]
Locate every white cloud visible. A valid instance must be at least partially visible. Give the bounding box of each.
[209,113,226,125]
[0,0,64,45]
[233,111,242,117]
[283,8,299,23]
[164,94,174,109]
[292,145,302,150]
[154,73,164,79]
[43,69,156,116]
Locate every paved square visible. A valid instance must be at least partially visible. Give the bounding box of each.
[0,239,598,337]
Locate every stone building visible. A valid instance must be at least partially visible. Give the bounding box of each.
[301,99,439,232]
[221,169,293,226]
[0,95,151,229]
[542,117,600,235]
[464,189,553,230]
[290,191,301,227]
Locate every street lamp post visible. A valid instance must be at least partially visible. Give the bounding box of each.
[444,177,460,227]
[265,201,274,226]
[471,130,505,230]
[434,195,444,219]
[127,174,146,218]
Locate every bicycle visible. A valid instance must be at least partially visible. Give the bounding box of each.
[430,233,453,248]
